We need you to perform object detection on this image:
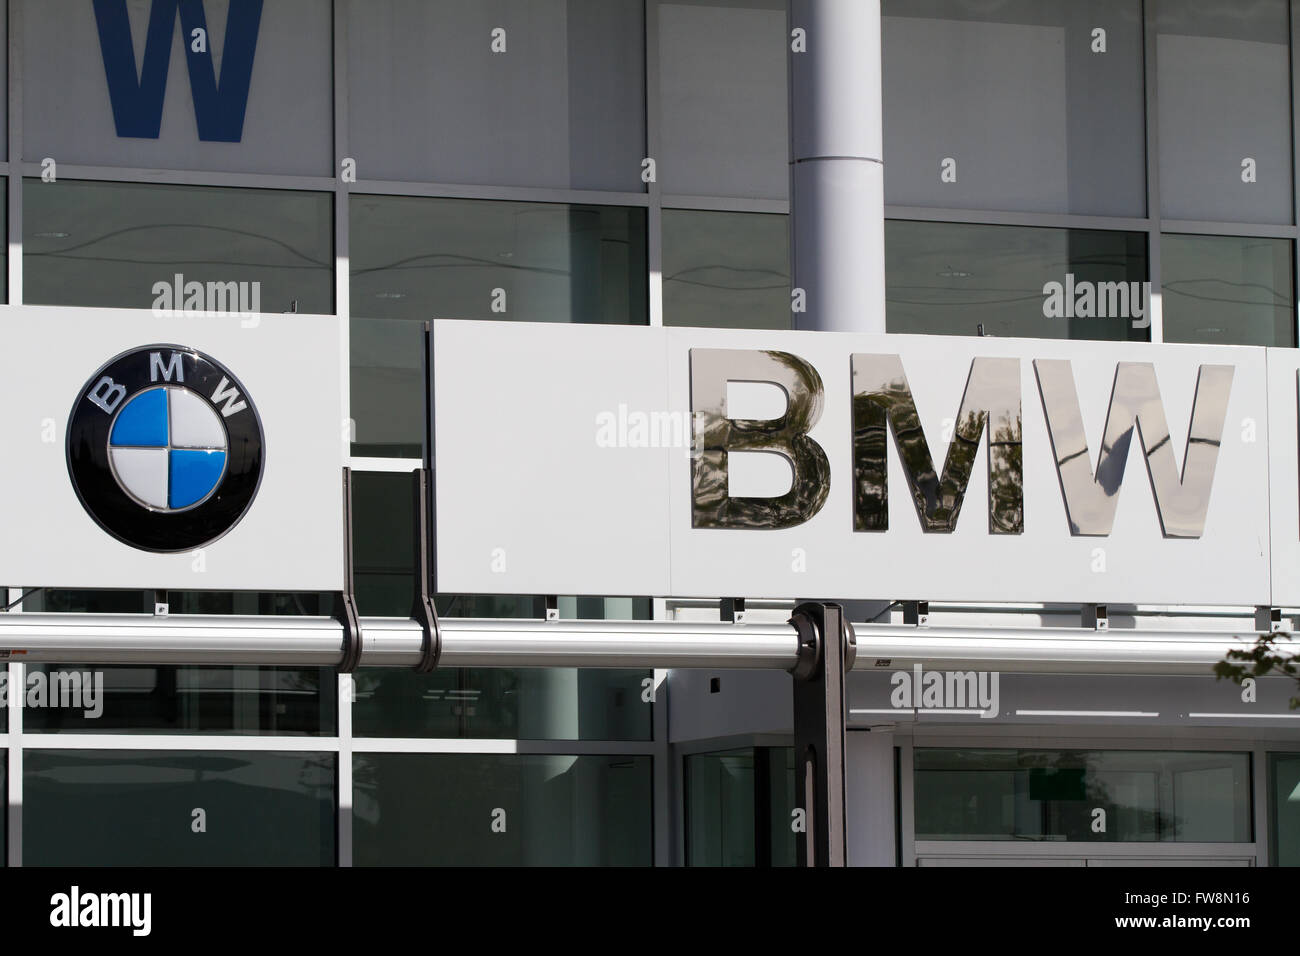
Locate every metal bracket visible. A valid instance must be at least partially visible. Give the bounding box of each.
[788,601,850,868]
[1255,605,1284,634]
[721,597,746,623]
[1082,604,1108,630]
[335,468,363,673]
[412,468,441,673]
[902,600,928,626]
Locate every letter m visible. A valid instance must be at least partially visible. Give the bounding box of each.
[93,0,264,142]
[852,354,1023,533]
[150,351,183,382]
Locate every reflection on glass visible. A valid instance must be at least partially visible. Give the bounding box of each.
[886,221,1149,341]
[21,664,335,736]
[1161,234,1295,347]
[883,0,1146,216]
[663,210,790,329]
[685,747,796,867]
[658,0,788,199]
[353,753,652,865]
[24,750,335,865]
[348,0,645,190]
[1157,0,1292,224]
[16,589,334,735]
[915,749,1251,842]
[350,195,647,457]
[23,179,333,312]
[1271,753,1300,866]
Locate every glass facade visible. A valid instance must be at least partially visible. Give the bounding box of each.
[23,750,335,865]
[1271,753,1300,866]
[915,749,1253,843]
[353,753,652,866]
[685,747,796,866]
[0,0,1294,869]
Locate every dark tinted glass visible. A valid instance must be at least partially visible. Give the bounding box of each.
[353,753,652,865]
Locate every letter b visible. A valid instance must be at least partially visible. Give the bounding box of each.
[88,376,127,414]
[690,348,830,529]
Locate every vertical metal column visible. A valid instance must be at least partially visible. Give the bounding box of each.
[788,0,886,333]
[790,602,850,867]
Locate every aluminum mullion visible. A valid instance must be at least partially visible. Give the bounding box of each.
[7,661,21,867]
[18,734,340,751]
[883,204,1152,235]
[1143,0,1164,342]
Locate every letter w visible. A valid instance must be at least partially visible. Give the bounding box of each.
[93,0,264,142]
[1034,360,1233,538]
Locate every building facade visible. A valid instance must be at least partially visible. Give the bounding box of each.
[0,0,1297,866]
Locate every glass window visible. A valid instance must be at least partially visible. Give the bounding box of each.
[662,209,790,329]
[350,195,647,457]
[1160,234,1295,346]
[23,179,334,313]
[348,0,645,190]
[15,589,334,735]
[351,471,652,740]
[886,220,1149,340]
[24,0,333,176]
[1272,753,1300,866]
[914,749,1252,842]
[21,665,335,736]
[1157,0,1293,224]
[353,753,652,865]
[657,0,788,199]
[883,0,1146,217]
[685,746,795,866]
[24,750,335,865]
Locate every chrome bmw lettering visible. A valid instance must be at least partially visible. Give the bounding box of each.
[851,354,1022,534]
[1035,360,1232,538]
[687,348,1233,539]
[689,348,831,529]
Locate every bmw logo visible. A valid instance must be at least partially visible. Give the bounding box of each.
[66,345,264,553]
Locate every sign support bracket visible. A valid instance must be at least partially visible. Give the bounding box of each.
[412,467,441,672]
[335,468,362,673]
[790,601,854,867]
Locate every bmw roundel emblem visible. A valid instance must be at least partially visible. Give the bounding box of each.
[66,345,264,553]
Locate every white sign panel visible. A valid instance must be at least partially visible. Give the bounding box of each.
[432,320,1274,605]
[0,305,345,591]
[1268,348,1300,606]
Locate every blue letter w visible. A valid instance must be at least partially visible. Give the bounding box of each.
[93,0,264,143]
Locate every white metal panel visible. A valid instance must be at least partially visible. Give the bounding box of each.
[432,319,673,596]
[433,321,1275,604]
[0,305,345,590]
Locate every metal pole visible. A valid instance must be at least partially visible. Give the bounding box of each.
[790,602,851,867]
[0,614,1259,672]
[788,0,886,333]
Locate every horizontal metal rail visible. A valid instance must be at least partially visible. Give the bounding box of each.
[0,613,1268,674]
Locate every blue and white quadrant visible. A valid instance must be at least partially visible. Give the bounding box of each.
[108,386,228,511]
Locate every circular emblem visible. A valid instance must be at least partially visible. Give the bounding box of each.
[66,345,264,552]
